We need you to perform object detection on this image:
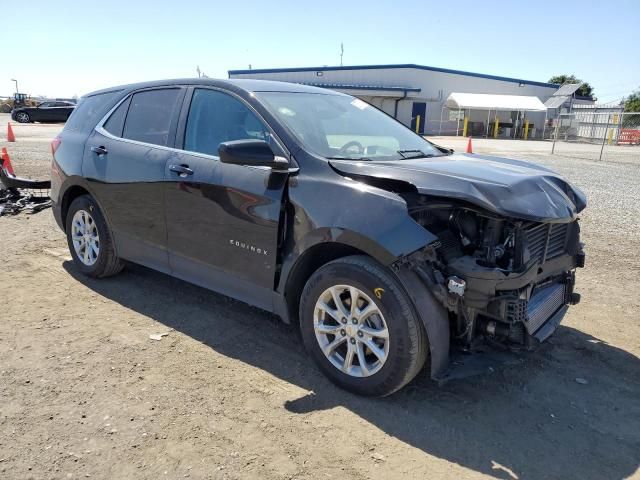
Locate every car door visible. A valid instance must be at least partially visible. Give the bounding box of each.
[35,102,55,121]
[164,87,289,310]
[83,87,185,273]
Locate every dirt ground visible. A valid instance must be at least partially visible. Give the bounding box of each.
[1,115,639,480]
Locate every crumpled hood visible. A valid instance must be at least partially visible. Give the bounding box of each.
[329,153,587,222]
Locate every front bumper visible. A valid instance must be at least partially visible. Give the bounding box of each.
[436,303,569,382]
[431,248,584,381]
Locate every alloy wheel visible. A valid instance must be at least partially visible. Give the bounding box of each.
[71,209,100,266]
[313,285,389,377]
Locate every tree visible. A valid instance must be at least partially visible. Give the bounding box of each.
[548,74,594,97]
[623,89,640,112]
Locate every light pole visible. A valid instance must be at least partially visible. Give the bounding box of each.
[11,78,18,94]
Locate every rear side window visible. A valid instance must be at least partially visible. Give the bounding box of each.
[122,89,182,147]
[64,90,121,133]
[103,97,131,137]
[184,88,269,156]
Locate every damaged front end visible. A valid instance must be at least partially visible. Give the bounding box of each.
[398,194,585,381]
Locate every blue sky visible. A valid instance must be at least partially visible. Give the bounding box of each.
[3,0,639,102]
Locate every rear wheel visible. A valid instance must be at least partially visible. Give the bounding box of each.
[299,255,428,396]
[15,112,30,123]
[65,195,124,278]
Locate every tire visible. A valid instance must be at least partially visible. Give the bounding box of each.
[15,111,30,123]
[299,255,428,396]
[65,195,124,278]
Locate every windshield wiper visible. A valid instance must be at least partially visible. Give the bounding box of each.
[326,156,373,161]
[397,149,436,159]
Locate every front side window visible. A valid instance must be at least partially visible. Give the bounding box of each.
[183,88,269,157]
[257,92,443,161]
[122,89,182,147]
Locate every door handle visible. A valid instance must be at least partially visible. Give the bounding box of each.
[169,164,194,176]
[91,145,108,156]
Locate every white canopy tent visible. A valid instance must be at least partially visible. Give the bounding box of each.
[445,92,547,112]
[440,92,548,138]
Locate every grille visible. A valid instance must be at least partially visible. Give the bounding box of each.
[524,283,566,334]
[523,222,570,264]
[547,223,569,258]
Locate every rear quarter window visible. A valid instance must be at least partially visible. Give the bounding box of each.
[64,90,122,133]
[103,97,131,138]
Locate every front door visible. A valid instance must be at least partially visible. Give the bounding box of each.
[37,102,57,122]
[164,87,288,310]
[411,102,427,135]
[83,87,185,272]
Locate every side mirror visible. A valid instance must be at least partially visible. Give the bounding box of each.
[218,140,288,170]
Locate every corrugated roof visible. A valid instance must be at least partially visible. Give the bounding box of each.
[302,83,421,93]
[552,83,583,96]
[545,96,569,109]
[228,64,560,89]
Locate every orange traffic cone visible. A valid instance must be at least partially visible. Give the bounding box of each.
[466,137,473,154]
[1,147,15,175]
[7,122,16,142]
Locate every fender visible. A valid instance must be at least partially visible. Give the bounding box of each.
[275,167,441,326]
[283,171,438,264]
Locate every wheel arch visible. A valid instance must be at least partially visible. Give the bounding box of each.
[282,241,368,324]
[59,180,114,240]
[60,184,92,232]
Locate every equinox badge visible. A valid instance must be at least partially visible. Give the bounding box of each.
[229,239,268,256]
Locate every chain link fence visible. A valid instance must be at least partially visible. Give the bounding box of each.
[551,111,640,162]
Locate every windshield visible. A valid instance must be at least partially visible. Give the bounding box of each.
[256,92,444,161]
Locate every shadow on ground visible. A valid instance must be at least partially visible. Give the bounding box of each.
[64,262,640,480]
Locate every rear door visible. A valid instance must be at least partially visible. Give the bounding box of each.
[83,87,185,272]
[164,87,289,309]
[53,102,74,122]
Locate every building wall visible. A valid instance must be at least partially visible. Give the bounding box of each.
[229,67,558,136]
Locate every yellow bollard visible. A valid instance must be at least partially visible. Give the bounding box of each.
[493,116,499,138]
[609,114,619,145]
[463,116,469,137]
[524,120,530,140]
[415,115,421,134]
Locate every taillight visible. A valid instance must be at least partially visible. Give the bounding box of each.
[51,136,61,158]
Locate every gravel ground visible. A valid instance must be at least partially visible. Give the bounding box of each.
[1,116,639,480]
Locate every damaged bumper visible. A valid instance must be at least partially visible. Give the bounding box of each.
[394,223,585,383]
[0,166,52,216]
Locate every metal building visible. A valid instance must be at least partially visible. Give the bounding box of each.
[228,64,588,139]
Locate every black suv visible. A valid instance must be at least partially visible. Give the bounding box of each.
[51,79,586,396]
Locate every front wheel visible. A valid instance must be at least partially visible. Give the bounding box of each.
[65,195,124,278]
[299,255,428,396]
[15,112,30,123]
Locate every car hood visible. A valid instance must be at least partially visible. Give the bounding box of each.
[329,153,587,222]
